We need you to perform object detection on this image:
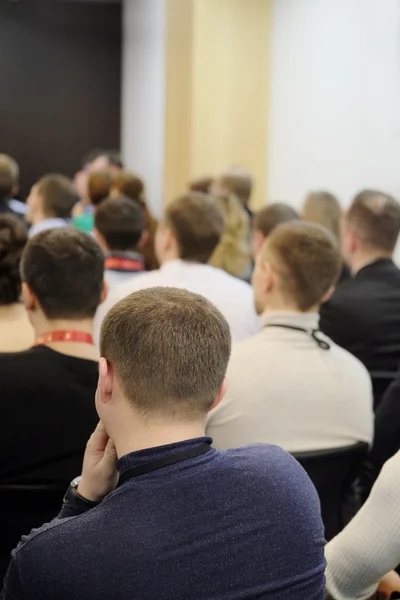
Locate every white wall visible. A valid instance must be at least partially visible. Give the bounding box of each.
[267,0,400,209]
[122,0,166,216]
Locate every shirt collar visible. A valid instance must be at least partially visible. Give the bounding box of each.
[159,259,207,273]
[29,218,68,238]
[261,310,320,331]
[352,257,394,276]
[117,437,213,476]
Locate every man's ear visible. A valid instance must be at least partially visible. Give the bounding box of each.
[97,357,114,406]
[137,230,149,250]
[22,282,37,311]
[321,285,335,304]
[208,378,228,413]
[100,279,108,305]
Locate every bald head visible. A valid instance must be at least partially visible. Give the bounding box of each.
[346,190,400,253]
[0,154,19,202]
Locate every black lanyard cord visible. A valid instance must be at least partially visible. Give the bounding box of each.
[117,442,212,488]
[263,324,331,350]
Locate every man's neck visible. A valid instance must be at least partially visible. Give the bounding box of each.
[32,317,98,360]
[351,250,392,274]
[113,419,206,458]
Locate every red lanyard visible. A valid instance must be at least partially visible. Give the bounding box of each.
[35,331,94,346]
[105,256,144,272]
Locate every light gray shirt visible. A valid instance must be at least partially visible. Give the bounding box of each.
[207,311,374,452]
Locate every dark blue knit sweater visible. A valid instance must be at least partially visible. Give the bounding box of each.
[2,438,325,600]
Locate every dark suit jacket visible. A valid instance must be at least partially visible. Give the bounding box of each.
[320,259,400,403]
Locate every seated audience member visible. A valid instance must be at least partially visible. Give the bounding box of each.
[0,229,105,571]
[0,155,27,218]
[325,449,400,600]
[74,149,123,204]
[112,171,158,270]
[319,190,400,404]
[302,191,350,282]
[26,174,79,237]
[95,193,259,343]
[207,222,373,452]
[209,194,252,280]
[0,155,27,217]
[251,203,299,258]
[189,176,214,194]
[72,171,113,233]
[0,215,33,351]
[361,371,400,489]
[2,288,326,600]
[212,166,254,216]
[94,196,146,289]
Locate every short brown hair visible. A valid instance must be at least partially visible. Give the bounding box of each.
[254,203,299,238]
[113,172,144,203]
[21,228,104,319]
[263,221,341,311]
[302,191,342,243]
[95,196,145,251]
[220,167,253,207]
[0,155,19,202]
[346,190,400,252]
[0,215,27,305]
[36,174,79,219]
[165,193,224,263]
[190,176,214,194]
[100,287,231,420]
[88,171,113,206]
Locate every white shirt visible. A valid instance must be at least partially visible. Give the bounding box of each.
[29,218,68,238]
[207,311,373,452]
[95,259,259,344]
[325,449,400,600]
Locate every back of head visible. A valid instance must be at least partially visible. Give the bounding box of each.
[302,191,342,243]
[254,203,299,238]
[21,228,104,319]
[95,195,145,252]
[209,195,251,277]
[165,192,224,263]
[113,172,144,204]
[88,171,113,206]
[0,214,27,305]
[100,287,231,420]
[190,176,214,195]
[36,174,79,219]
[346,190,400,253]
[0,154,19,203]
[262,221,341,311]
[219,167,253,207]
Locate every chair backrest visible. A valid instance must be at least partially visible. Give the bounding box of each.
[292,442,368,541]
[370,371,397,410]
[0,484,65,583]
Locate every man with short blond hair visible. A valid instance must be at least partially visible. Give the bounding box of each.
[95,192,259,343]
[320,190,400,404]
[207,221,373,452]
[3,287,326,600]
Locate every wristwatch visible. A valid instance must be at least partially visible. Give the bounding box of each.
[63,476,100,511]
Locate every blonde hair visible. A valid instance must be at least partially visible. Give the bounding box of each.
[302,191,342,243]
[209,195,251,278]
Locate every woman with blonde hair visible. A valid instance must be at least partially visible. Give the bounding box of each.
[209,194,252,280]
[302,191,350,282]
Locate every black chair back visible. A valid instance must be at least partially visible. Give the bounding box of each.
[370,371,397,410]
[292,442,368,541]
[0,484,65,583]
